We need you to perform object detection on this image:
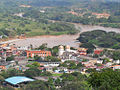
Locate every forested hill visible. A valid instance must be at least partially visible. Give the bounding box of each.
[0,0,119,13]
[77,30,120,49]
[0,0,119,38]
[0,0,120,7]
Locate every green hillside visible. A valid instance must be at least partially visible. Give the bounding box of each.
[0,0,119,38]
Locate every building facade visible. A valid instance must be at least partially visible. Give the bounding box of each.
[78,48,87,55]
[26,50,52,58]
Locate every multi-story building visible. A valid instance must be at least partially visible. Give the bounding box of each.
[78,48,87,55]
[26,50,52,58]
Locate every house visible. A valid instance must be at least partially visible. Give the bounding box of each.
[111,65,120,70]
[45,67,53,72]
[14,13,24,17]
[0,43,8,48]
[113,60,120,64]
[96,66,105,71]
[17,46,29,50]
[19,5,31,8]
[97,60,103,64]
[14,56,26,61]
[58,45,77,56]
[78,48,87,55]
[105,62,113,67]
[0,66,6,70]
[1,45,18,56]
[92,13,110,19]
[18,34,26,39]
[94,50,103,55]
[81,61,94,67]
[68,69,79,73]
[26,50,52,58]
[0,51,5,57]
[58,45,78,62]
[67,11,78,16]
[54,67,68,73]
[34,76,48,82]
[0,61,16,70]
[39,62,61,67]
[60,52,77,62]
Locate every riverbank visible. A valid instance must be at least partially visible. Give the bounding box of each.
[11,34,80,48]
[74,23,120,33]
[1,23,120,48]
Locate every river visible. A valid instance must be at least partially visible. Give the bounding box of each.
[7,23,120,48]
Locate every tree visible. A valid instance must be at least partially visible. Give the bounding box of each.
[61,73,76,82]
[34,56,43,61]
[23,80,49,90]
[0,69,22,78]
[88,69,120,90]
[37,43,47,50]
[93,54,99,58]
[0,75,4,85]
[55,78,61,86]
[45,56,60,62]
[69,62,77,69]
[71,72,87,81]
[24,67,42,77]
[47,78,55,90]
[61,81,90,90]
[6,55,14,61]
[0,86,14,90]
[80,43,96,54]
[24,67,51,77]
[30,44,33,50]
[77,62,84,68]
[86,68,96,73]
[32,62,40,67]
[102,58,110,64]
[77,30,120,49]
[82,59,89,62]
[59,63,68,67]
[52,46,59,56]
[112,51,120,60]
[0,75,4,82]
[60,72,90,89]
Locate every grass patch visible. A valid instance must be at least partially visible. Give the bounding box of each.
[52,73,63,77]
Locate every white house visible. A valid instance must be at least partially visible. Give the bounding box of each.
[97,60,103,64]
[54,67,68,73]
[17,46,29,50]
[113,60,120,64]
[41,62,61,67]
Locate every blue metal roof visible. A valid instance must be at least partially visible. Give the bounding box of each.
[5,76,35,85]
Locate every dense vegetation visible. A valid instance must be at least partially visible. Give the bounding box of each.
[77,30,120,49]
[59,61,84,69]
[1,68,120,90]
[22,0,120,28]
[88,69,120,90]
[0,13,78,37]
[0,0,79,38]
[0,0,119,38]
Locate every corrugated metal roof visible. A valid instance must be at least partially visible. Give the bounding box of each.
[5,76,34,85]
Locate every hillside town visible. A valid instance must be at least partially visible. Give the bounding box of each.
[0,40,120,88]
[0,42,120,73]
[0,0,120,89]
